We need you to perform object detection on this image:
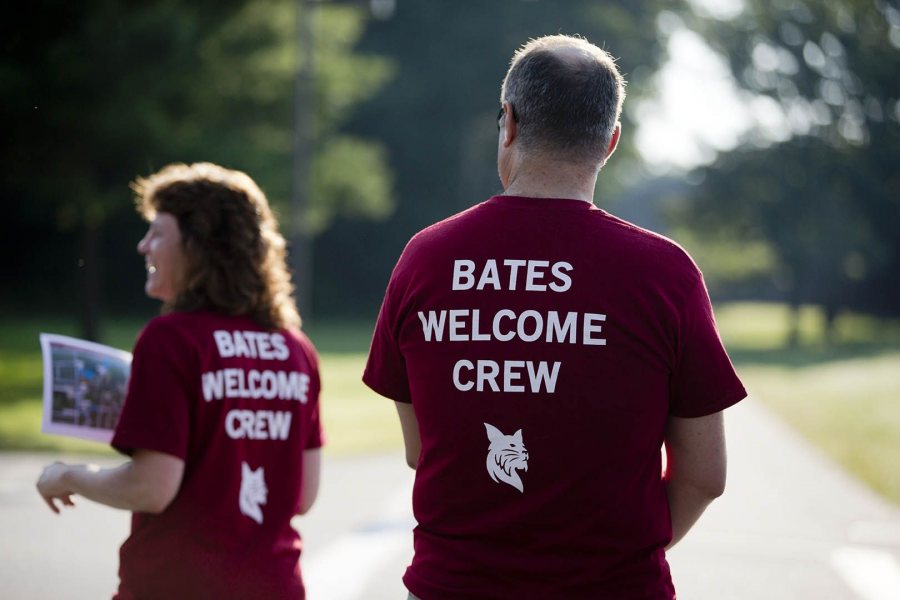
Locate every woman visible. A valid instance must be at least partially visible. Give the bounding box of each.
[37,162,323,599]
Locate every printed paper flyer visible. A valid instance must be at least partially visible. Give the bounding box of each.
[40,333,132,443]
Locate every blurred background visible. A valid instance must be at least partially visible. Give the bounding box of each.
[1,0,898,508]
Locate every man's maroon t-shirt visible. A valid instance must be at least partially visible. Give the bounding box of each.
[364,195,746,600]
[111,311,323,600]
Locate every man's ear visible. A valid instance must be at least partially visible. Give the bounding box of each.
[604,122,622,161]
[503,100,517,148]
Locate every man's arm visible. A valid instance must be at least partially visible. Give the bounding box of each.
[663,411,727,550]
[36,449,184,514]
[297,448,321,514]
[395,401,421,470]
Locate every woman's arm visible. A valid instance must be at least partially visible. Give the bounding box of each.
[297,448,321,514]
[37,449,184,514]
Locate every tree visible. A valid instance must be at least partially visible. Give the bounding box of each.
[678,0,900,340]
[0,0,394,337]
[316,0,670,315]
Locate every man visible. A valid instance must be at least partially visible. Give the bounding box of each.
[364,34,746,600]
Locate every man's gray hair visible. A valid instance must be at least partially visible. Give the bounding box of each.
[501,35,626,164]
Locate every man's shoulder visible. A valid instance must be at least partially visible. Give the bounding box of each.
[600,211,698,272]
[600,210,679,246]
[394,203,488,270]
[409,202,487,247]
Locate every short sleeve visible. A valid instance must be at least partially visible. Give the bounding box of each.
[304,401,324,450]
[668,271,747,418]
[363,266,412,404]
[111,320,193,459]
[295,332,325,450]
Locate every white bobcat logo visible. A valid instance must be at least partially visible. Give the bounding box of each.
[239,462,268,524]
[484,423,529,493]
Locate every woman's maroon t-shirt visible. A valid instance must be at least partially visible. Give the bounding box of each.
[112,311,323,599]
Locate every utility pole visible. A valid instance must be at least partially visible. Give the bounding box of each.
[291,0,316,323]
[291,0,396,324]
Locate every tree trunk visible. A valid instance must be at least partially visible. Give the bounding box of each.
[786,301,801,349]
[78,220,102,341]
[291,0,316,323]
[822,303,838,348]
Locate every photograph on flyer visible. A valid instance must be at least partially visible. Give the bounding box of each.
[40,333,132,443]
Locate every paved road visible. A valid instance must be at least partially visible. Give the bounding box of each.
[2,400,899,599]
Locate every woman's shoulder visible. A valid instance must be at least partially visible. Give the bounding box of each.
[136,312,198,338]
[130,313,199,358]
[134,310,233,350]
[283,327,319,367]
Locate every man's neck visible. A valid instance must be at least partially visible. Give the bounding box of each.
[502,160,598,203]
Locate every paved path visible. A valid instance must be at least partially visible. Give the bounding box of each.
[668,400,900,599]
[2,400,899,599]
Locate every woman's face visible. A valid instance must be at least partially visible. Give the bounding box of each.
[137,212,186,303]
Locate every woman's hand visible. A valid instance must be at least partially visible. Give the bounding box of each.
[37,462,79,514]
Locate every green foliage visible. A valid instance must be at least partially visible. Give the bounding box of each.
[313,136,394,232]
[678,0,900,315]
[685,137,891,310]
[669,226,776,296]
[686,0,897,146]
[314,5,395,133]
[0,0,395,324]
[11,0,895,327]
[306,3,396,235]
[317,0,670,314]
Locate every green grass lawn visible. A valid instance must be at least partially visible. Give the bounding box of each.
[2,304,898,504]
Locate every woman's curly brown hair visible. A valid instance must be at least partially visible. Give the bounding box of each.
[132,162,301,330]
